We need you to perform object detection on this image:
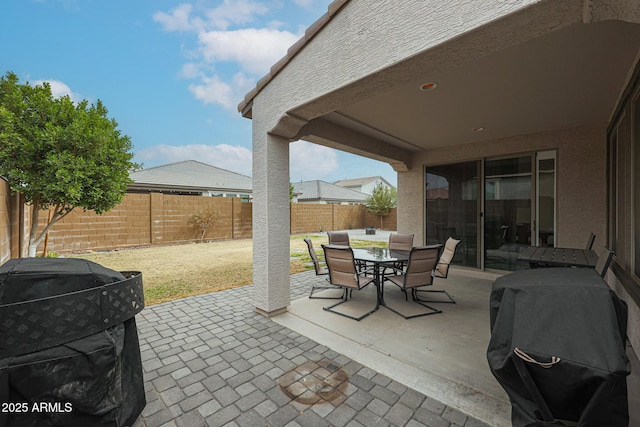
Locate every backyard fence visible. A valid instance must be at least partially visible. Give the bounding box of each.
[14,192,397,254]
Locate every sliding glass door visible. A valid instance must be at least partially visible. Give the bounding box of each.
[426,161,480,268]
[484,156,532,270]
[426,151,555,272]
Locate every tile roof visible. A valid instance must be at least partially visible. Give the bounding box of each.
[129,160,252,192]
[334,176,394,188]
[237,0,351,116]
[293,180,367,203]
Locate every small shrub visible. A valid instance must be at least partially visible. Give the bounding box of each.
[37,251,59,258]
[192,206,219,243]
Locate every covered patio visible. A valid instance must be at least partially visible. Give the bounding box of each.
[131,267,640,426]
[239,2,640,416]
[132,270,496,426]
[281,267,511,425]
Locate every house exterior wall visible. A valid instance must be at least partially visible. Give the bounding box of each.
[605,53,640,355]
[255,0,545,125]
[247,0,629,315]
[361,178,392,195]
[398,122,607,248]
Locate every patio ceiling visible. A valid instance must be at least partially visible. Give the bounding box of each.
[300,19,640,161]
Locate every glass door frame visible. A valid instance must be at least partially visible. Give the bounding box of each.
[535,150,557,247]
[482,153,534,271]
[426,150,557,272]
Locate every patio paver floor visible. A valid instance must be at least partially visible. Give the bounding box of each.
[132,270,492,427]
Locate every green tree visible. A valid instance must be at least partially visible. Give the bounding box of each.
[0,71,138,257]
[365,183,397,228]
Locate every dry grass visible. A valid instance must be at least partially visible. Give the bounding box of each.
[70,234,385,306]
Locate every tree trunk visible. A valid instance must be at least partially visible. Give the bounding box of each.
[28,201,41,257]
[27,202,71,257]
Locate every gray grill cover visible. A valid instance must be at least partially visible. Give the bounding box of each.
[487,268,629,427]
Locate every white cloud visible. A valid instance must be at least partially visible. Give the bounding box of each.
[32,79,82,103]
[154,1,269,32]
[180,62,202,79]
[155,2,304,111]
[204,0,269,30]
[136,144,252,176]
[290,141,339,181]
[188,74,234,109]
[186,72,254,110]
[294,0,314,7]
[153,3,196,32]
[198,27,300,75]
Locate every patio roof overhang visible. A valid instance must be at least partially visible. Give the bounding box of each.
[240,1,640,171]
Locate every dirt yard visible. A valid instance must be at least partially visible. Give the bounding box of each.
[70,234,384,306]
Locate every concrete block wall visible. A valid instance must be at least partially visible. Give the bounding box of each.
[0,180,11,264]
[364,209,397,231]
[334,205,364,230]
[37,193,151,252]
[233,198,253,240]
[290,203,398,234]
[20,192,396,254]
[291,204,340,233]
[161,195,234,243]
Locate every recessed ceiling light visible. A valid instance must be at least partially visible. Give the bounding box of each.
[420,82,438,92]
[472,127,485,132]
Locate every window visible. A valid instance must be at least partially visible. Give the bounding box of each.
[609,131,617,254]
[607,56,640,302]
[634,95,640,277]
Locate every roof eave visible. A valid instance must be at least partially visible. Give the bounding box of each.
[237,0,351,115]
[128,183,252,193]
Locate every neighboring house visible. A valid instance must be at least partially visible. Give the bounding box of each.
[128,160,252,199]
[238,0,640,375]
[333,176,394,195]
[293,180,368,204]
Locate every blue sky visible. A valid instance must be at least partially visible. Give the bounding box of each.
[0,0,397,187]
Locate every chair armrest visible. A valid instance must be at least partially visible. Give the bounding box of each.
[381,266,404,280]
[356,267,377,277]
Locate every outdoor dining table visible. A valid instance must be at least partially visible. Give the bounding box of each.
[352,247,410,308]
[517,245,598,268]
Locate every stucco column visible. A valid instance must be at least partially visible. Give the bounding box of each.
[252,129,291,317]
[397,169,425,246]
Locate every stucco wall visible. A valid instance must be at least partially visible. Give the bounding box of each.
[398,122,608,248]
[258,0,548,122]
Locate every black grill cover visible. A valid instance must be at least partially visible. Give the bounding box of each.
[487,268,630,427]
[0,258,145,427]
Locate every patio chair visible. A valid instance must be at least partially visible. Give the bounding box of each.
[327,231,350,246]
[382,246,443,319]
[586,233,596,250]
[388,233,414,251]
[321,244,377,321]
[327,231,369,272]
[595,247,614,278]
[415,237,460,304]
[303,238,343,300]
[385,233,414,273]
